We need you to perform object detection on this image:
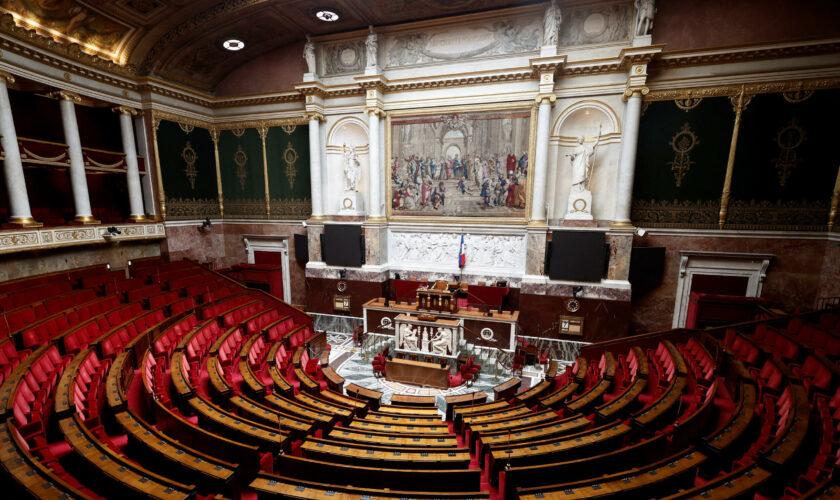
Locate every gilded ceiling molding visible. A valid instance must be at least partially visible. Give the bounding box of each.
[0,13,136,75]
[151,109,214,130]
[655,40,840,69]
[645,78,840,101]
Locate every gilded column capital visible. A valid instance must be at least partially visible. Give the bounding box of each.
[622,86,649,101]
[49,90,82,103]
[209,127,220,144]
[257,124,269,141]
[0,70,15,85]
[535,93,556,105]
[112,105,138,116]
[364,107,386,118]
[304,111,326,122]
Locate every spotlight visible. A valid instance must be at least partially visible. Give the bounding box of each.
[315,9,340,22]
[634,228,647,237]
[572,285,583,299]
[222,39,245,51]
[339,269,347,279]
[198,218,213,232]
[394,273,401,280]
[103,226,121,241]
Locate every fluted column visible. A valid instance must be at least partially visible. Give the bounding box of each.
[530,95,555,224]
[306,112,326,219]
[55,90,96,223]
[612,86,647,228]
[0,71,39,226]
[366,108,384,219]
[114,106,146,221]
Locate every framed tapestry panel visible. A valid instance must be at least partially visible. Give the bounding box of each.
[387,104,535,221]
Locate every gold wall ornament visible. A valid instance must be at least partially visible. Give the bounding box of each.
[668,123,698,187]
[281,125,297,135]
[719,87,751,228]
[773,119,806,187]
[180,141,198,189]
[178,123,195,134]
[283,142,299,190]
[231,128,246,138]
[829,165,840,232]
[674,98,702,112]
[783,90,814,104]
[234,145,248,191]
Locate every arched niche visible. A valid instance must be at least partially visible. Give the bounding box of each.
[325,116,370,215]
[327,117,369,147]
[553,100,620,140]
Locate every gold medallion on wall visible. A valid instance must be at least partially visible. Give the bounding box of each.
[773,119,806,187]
[668,123,699,187]
[181,141,198,189]
[284,142,299,189]
[281,125,297,135]
[234,145,248,190]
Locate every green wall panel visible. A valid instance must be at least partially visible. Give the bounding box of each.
[266,125,311,219]
[156,120,219,219]
[631,97,733,227]
[219,128,266,218]
[727,89,840,229]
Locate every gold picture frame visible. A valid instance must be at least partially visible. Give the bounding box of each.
[385,102,537,224]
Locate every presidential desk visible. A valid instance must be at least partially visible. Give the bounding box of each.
[385,358,449,389]
[363,298,518,352]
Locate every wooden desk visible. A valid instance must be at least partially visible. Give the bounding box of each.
[468,408,558,452]
[376,404,440,417]
[345,383,382,411]
[328,428,459,448]
[515,380,552,407]
[391,394,437,407]
[349,420,451,435]
[322,366,344,392]
[704,381,756,454]
[300,440,471,470]
[660,463,770,499]
[595,377,646,422]
[250,472,490,499]
[444,392,488,421]
[493,377,521,401]
[477,415,590,460]
[539,381,579,409]
[385,358,448,389]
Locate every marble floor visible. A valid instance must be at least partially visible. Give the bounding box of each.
[327,333,554,415]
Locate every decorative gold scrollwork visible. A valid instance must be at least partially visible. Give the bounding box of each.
[283,142,299,190]
[773,119,806,187]
[231,128,246,137]
[782,90,814,104]
[281,125,297,135]
[668,123,699,187]
[674,98,702,111]
[181,141,198,189]
[178,123,194,134]
[234,145,248,191]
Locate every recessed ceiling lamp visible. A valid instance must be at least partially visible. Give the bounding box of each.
[222,39,245,51]
[315,9,340,22]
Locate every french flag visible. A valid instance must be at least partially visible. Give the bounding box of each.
[458,233,466,268]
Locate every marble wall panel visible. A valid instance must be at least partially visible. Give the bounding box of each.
[817,241,840,303]
[0,241,160,281]
[631,233,830,333]
[606,231,633,281]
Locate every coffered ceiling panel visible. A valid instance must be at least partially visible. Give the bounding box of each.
[0,0,539,91]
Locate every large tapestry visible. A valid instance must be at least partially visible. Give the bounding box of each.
[266,125,312,219]
[156,119,220,220]
[389,108,532,219]
[219,128,266,218]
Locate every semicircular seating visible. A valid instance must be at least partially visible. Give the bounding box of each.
[2,258,840,499]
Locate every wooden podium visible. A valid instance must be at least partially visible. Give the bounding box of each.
[385,358,449,389]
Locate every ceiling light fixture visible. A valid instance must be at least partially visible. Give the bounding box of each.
[222,39,245,51]
[315,9,340,22]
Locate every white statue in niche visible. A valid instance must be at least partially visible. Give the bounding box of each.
[402,324,418,351]
[634,0,656,37]
[542,0,561,46]
[343,144,361,192]
[432,328,451,356]
[303,35,316,74]
[365,26,378,67]
[565,127,601,220]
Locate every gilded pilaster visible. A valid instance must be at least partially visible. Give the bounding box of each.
[210,127,224,218]
[258,124,270,217]
[151,113,166,220]
[829,165,840,231]
[719,87,752,229]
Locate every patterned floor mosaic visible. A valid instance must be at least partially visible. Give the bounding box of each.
[327,333,554,414]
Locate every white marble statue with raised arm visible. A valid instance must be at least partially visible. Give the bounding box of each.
[565,127,601,221]
[542,0,561,46]
[365,26,378,68]
[343,144,361,192]
[634,0,656,37]
[303,35,316,74]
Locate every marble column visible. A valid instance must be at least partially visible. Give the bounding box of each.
[612,87,646,228]
[379,116,386,217]
[56,91,96,223]
[367,109,383,219]
[307,113,325,219]
[530,96,554,224]
[115,106,146,221]
[0,71,38,226]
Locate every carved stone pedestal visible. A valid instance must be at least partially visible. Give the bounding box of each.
[338,191,364,215]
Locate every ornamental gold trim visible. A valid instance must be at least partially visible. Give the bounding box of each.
[773,119,806,187]
[668,123,698,188]
[645,78,840,102]
[233,145,248,191]
[181,141,198,189]
[283,142,299,190]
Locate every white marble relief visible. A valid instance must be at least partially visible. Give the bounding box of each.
[385,17,540,68]
[321,40,365,75]
[558,3,632,46]
[388,231,526,275]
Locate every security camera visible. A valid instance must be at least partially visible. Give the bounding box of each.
[198,218,213,232]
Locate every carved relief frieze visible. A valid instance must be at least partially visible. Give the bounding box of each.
[558,3,632,47]
[321,40,366,76]
[0,223,165,255]
[389,231,526,274]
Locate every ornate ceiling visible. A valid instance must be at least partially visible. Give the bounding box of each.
[0,0,540,92]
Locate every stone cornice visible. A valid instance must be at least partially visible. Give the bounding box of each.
[654,39,840,69]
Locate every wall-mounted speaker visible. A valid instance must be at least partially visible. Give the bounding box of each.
[293,233,308,262]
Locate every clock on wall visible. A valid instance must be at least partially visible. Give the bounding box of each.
[337,281,347,293]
